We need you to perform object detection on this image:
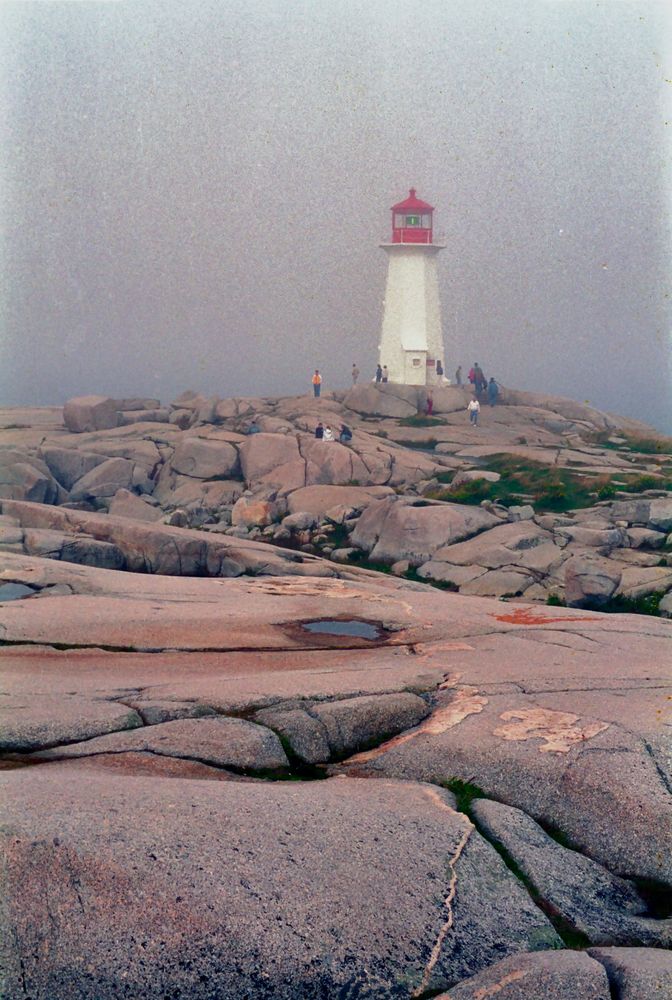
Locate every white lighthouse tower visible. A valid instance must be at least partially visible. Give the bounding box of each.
[378,189,446,386]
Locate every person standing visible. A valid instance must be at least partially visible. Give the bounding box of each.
[425,393,434,416]
[312,370,322,397]
[351,363,360,384]
[315,422,324,439]
[382,366,389,383]
[467,398,480,426]
[473,364,486,396]
[487,378,499,406]
[375,364,383,383]
[436,360,444,378]
[455,365,463,386]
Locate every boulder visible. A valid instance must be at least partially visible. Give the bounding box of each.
[0,450,64,504]
[69,458,135,501]
[111,397,159,410]
[342,383,419,417]
[117,408,170,425]
[278,693,432,761]
[471,799,672,947]
[254,706,331,764]
[286,484,393,516]
[238,432,302,486]
[626,527,666,549]
[439,950,611,999]
[40,446,108,491]
[302,437,371,487]
[609,499,652,525]
[416,562,485,587]
[431,521,552,569]
[231,495,281,528]
[170,437,240,479]
[564,554,622,607]
[22,528,68,557]
[127,701,217,725]
[108,489,164,522]
[34,717,290,773]
[460,568,536,597]
[351,497,499,566]
[450,469,502,488]
[63,395,120,433]
[615,567,672,600]
[587,947,672,1000]
[554,525,628,549]
[647,498,672,532]
[60,537,126,571]
[282,511,319,531]
[0,695,142,752]
[507,504,535,522]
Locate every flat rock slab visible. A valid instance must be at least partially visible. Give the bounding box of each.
[437,949,611,999]
[0,694,142,752]
[1,771,560,999]
[33,716,290,773]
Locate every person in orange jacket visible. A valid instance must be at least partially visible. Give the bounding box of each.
[312,370,322,398]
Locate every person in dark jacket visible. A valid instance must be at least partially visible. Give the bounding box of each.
[487,378,499,406]
[375,364,383,383]
[339,424,353,443]
[315,422,324,439]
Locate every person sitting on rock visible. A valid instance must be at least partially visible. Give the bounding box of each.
[467,397,480,426]
[339,424,352,444]
[323,425,334,441]
[315,422,324,439]
[487,378,499,406]
[246,420,261,434]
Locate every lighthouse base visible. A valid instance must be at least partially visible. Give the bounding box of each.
[378,243,446,387]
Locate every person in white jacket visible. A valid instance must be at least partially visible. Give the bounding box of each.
[467,398,480,426]
[323,425,334,441]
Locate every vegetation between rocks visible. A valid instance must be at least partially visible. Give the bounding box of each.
[432,455,670,512]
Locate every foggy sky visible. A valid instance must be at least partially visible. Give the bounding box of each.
[1,0,670,430]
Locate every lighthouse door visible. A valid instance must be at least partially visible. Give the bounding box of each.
[404,351,427,385]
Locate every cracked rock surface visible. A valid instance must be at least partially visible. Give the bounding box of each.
[1,393,671,998]
[1,772,560,999]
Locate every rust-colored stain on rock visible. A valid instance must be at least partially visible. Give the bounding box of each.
[491,607,600,625]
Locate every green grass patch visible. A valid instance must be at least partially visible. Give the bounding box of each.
[429,454,670,513]
[589,431,672,456]
[395,438,439,450]
[596,591,668,617]
[398,415,447,428]
[442,778,486,813]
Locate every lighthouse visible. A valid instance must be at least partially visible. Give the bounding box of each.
[378,189,446,386]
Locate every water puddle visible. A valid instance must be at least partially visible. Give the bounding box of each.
[301,619,382,641]
[0,583,35,602]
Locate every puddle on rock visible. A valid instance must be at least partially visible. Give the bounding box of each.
[0,583,35,602]
[301,619,382,641]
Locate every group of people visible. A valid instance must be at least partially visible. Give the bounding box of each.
[315,421,352,444]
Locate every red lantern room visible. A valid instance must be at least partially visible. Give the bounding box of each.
[390,188,434,244]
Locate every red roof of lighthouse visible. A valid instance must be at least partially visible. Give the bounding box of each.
[391,188,434,212]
